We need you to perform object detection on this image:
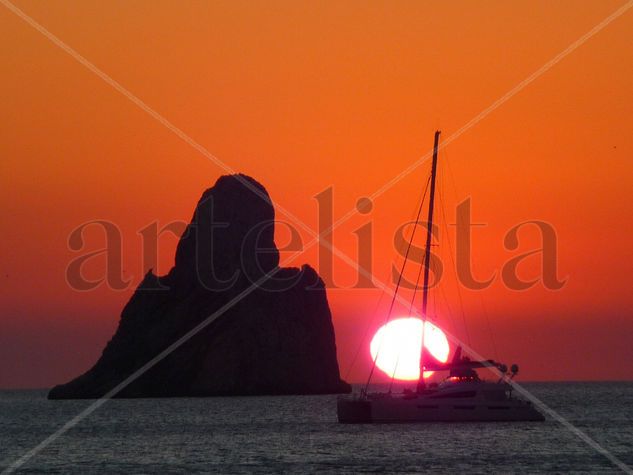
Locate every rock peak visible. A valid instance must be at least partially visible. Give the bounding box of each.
[173,173,279,291]
[49,175,350,399]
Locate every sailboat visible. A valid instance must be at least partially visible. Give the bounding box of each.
[337,131,544,423]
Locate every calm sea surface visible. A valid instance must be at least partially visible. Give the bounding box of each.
[1,383,632,473]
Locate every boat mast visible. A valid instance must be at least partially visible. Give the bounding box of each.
[418,130,440,392]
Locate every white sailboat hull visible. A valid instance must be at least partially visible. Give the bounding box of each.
[337,381,544,423]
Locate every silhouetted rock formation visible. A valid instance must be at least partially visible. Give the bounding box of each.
[49,174,350,399]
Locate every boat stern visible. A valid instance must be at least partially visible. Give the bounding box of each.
[337,397,372,423]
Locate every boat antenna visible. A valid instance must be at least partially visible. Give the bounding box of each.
[418,130,440,393]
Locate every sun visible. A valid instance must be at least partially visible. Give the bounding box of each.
[370,318,450,381]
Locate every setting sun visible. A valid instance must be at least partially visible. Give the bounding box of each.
[370,318,450,381]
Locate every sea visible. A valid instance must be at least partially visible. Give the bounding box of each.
[1,382,632,474]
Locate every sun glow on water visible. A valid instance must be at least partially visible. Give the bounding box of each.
[370,318,450,381]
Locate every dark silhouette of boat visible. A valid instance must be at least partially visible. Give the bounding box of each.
[337,131,545,423]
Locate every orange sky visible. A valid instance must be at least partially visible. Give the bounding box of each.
[1,1,633,388]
